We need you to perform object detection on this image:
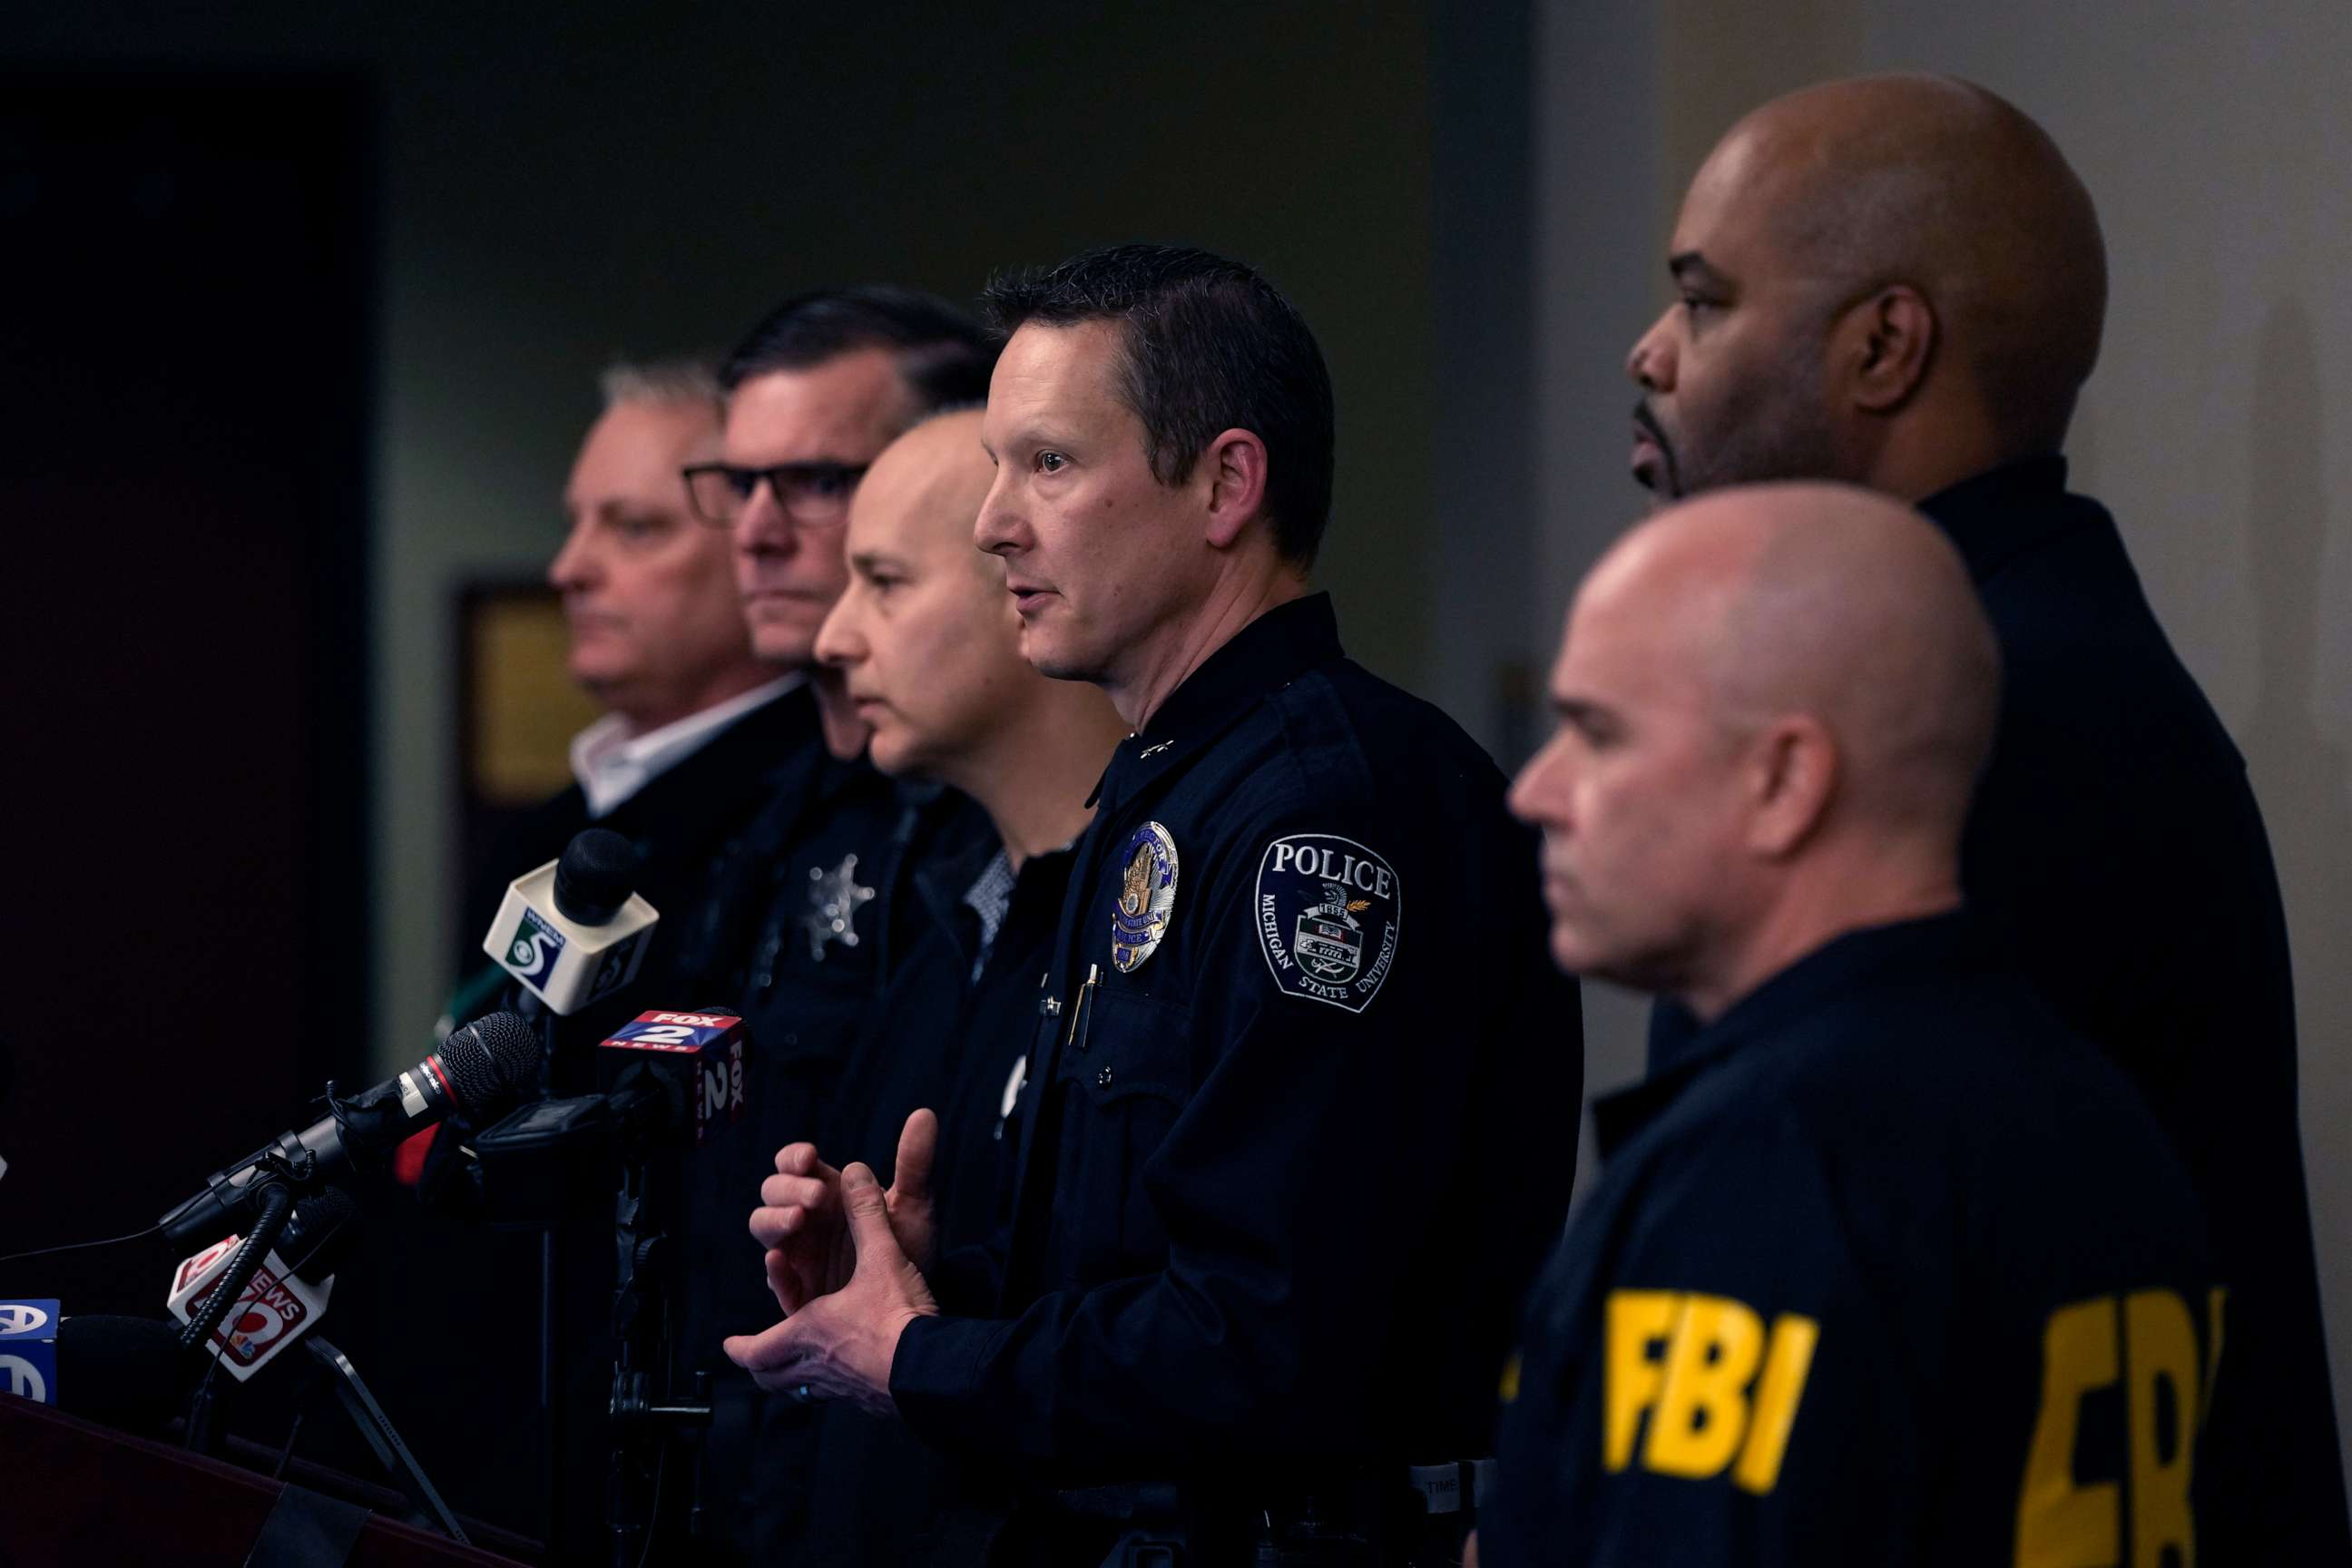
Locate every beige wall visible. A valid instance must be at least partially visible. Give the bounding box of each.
[1540,0,2352,1488]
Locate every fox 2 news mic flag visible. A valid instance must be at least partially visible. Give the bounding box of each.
[163,1240,331,1383]
[485,857,659,1016]
[599,1011,747,1147]
[0,1298,61,1403]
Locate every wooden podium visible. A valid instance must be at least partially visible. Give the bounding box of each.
[0,1395,536,1567]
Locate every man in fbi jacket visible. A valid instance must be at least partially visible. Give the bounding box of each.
[1480,483,2220,1565]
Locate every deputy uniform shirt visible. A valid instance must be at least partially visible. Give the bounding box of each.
[890,593,1583,1497]
[671,689,946,1559]
[1501,914,2219,1567]
[827,831,1073,1250]
[785,833,1076,1566]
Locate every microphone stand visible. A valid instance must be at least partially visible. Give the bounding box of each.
[517,993,573,1555]
[172,1170,472,1543]
[296,1337,473,1543]
[606,1124,710,1565]
[180,1175,296,1455]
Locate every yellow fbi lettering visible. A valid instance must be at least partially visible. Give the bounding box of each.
[2016,1287,2223,1568]
[1603,1290,1819,1494]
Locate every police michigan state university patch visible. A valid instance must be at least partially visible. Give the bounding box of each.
[1255,834,1401,1012]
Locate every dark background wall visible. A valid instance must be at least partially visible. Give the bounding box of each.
[0,67,373,1287]
[3,0,1448,1086]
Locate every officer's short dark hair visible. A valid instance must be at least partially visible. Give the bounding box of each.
[719,286,996,413]
[983,243,1337,568]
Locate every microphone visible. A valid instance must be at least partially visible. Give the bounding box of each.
[598,1009,750,1149]
[470,1009,749,1228]
[1,1297,60,1405]
[163,1231,333,1384]
[0,1304,195,1429]
[483,828,660,1015]
[159,1013,541,1248]
[61,1315,194,1430]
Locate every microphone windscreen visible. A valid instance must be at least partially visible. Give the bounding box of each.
[440,1011,541,1113]
[56,1314,195,1434]
[554,828,637,926]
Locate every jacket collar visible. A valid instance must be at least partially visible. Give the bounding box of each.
[1084,592,1343,814]
[1592,911,1983,1161]
[1917,454,2081,586]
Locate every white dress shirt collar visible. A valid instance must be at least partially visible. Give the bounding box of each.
[570,672,802,819]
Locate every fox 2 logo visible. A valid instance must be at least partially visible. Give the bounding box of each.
[506,909,565,985]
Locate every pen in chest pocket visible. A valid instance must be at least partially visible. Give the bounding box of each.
[1066,962,1101,1054]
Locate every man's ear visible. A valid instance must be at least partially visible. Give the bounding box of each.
[1201,427,1270,550]
[1744,713,1839,858]
[1833,286,1936,415]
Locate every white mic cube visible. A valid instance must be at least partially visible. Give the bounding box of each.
[483,859,660,1015]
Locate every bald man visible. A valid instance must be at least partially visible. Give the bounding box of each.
[1485,484,2219,1564]
[738,409,1124,1563]
[800,408,1124,1281]
[1625,75,2343,1540]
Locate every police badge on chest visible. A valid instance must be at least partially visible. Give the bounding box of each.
[1110,822,1180,973]
[1255,834,1401,1012]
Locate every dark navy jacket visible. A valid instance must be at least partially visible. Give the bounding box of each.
[671,686,929,1560]
[1502,915,2218,1566]
[1651,456,2344,1549]
[399,687,819,1550]
[789,833,1076,1565]
[671,685,908,1345]
[890,593,1583,1494]
[1928,458,2343,1549]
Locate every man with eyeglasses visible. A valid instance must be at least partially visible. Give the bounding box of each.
[417,358,818,1559]
[674,287,1000,1563]
[438,359,794,1044]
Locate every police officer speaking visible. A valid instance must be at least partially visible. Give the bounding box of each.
[727,244,1583,1563]
[1482,484,2220,1564]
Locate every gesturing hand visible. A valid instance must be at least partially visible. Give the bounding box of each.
[723,1158,939,1416]
[749,1109,939,1315]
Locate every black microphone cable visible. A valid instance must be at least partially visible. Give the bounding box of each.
[0,1221,163,1271]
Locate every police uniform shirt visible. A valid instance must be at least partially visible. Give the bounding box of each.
[889,592,1583,1482]
[1493,914,2220,1567]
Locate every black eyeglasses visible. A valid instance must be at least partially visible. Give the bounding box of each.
[681,461,870,528]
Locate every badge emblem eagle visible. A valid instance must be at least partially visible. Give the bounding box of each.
[1294,883,1372,984]
[802,853,875,961]
[1109,821,1180,973]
